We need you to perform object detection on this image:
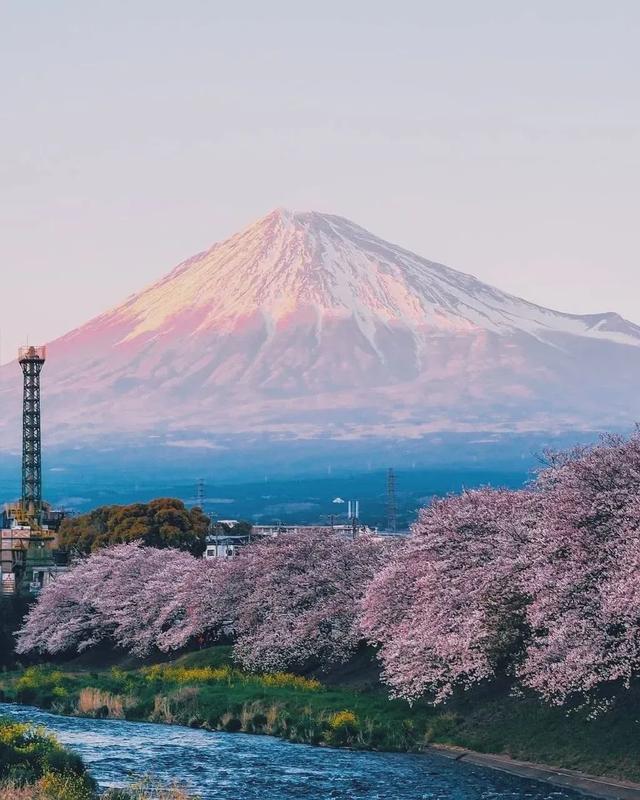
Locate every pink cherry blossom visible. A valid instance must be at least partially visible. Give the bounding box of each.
[361,488,536,703]
[519,433,640,704]
[16,543,198,656]
[229,530,389,671]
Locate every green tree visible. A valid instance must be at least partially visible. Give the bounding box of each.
[58,499,210,556]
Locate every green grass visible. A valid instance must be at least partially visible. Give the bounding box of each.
[0,716,95,799]
[2,647,640,783]
[0,713,195,799]
[0,719,193,799]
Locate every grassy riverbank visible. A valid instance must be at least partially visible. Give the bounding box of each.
[2,646,640,784]
[0,716,93,799]
[0,714,193,799]
[0,718,191,800]
[0,778,190,800]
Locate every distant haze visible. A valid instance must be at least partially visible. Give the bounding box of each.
[1,2,639,362]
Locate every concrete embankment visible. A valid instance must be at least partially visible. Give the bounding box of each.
[430,745,640,800]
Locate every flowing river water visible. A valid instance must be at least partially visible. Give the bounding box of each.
[1,703,591,800]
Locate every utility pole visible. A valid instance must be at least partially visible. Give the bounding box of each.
[347,499,360,539]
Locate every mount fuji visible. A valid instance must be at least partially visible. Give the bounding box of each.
[1,208,639,451]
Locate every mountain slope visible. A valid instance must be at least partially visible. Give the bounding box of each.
[1,209,639,448]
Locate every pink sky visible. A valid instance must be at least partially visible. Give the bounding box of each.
[1,2,638,363]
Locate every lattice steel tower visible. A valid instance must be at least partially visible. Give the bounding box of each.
[386,467,397,533]
[195,478,205,510]
[18,346,46,520]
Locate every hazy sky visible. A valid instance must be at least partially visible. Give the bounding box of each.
[1,1,638,363]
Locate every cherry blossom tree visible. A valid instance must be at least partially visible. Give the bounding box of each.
[519,433,640,705]
[229,530,389,672]
[16,532,388,669]
[360,433,640,707]
[361,489,535,703]
[155,555,241,652]
[16,552,110,655]
[99,546,198,656]
[16,543,199,656]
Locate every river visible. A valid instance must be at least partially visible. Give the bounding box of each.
[1,703,590,799]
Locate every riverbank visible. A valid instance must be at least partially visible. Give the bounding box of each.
[430,746,640,800]
[0,716,191,799]
[2,646,640,788]
[0,716,94,799]
[0,780,190,800]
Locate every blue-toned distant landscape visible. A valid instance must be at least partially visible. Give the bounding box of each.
[0,429,597,525]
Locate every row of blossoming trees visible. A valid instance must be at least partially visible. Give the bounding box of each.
[17,432,640,709]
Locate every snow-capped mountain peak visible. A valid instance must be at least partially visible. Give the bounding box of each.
[94,208,640,350]
[2,208,639,447]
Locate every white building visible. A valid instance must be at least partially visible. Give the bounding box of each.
[204,533,251,559]
[251,523,377,538]
[204,522,382,559]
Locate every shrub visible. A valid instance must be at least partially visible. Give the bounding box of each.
[325,710,360,746]
[37,772,93,800]
[328,710,358,729]
[258,673,321,692]
[14,668,68,707]
[143,664,322,693]
[0,718,94,799]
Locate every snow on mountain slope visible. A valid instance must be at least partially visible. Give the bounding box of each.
[1,208,639,448]
[67,208,640,347]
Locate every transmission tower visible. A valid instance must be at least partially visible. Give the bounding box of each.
[347,499,360,539]
[195,477,205,509]
[386,467,397,533]
[19,346,46,522]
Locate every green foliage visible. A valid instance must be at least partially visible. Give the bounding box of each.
[0,719,194,798]
[58,499,210,556]
[102,779,193,799]
[0,718,93,792]
[13,668,71,709]
[142,664,322,692]
[0,717,198,799]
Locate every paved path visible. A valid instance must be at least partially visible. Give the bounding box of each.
[430,745,640,800]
